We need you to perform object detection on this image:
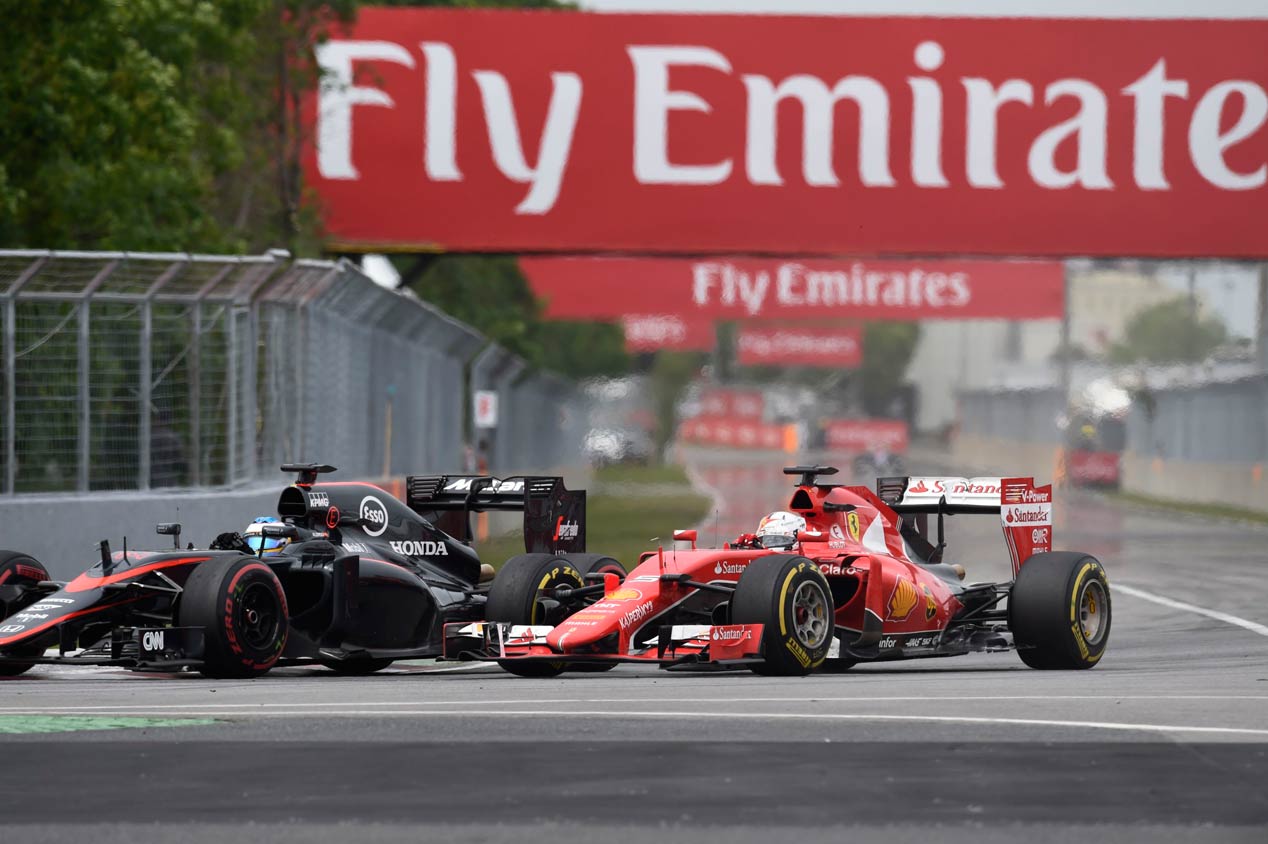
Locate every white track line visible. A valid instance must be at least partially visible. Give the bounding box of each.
[1,707,1265,737]
[1116,583,1268,637]
[2,694,1265,714]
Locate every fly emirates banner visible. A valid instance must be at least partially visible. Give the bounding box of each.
[305,9,1268,257]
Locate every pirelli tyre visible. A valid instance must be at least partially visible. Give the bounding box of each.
[557,553,627,672]
[0,551,52,677]
[1009,551,1111,670]
[485,553,584,678]
[731,555,834,676]
[178,556,289,679]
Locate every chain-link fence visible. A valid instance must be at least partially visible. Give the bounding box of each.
[0,250,590,496]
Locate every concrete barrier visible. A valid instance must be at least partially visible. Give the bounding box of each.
[953,434,1268,514]
[1121,453,1268,512]
[0,485,280,579]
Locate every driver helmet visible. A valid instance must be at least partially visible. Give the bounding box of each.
[244,516,290,557]
[756,510,807,550]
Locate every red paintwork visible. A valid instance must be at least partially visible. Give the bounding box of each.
[502,482,966,663]
[64,556,210,593]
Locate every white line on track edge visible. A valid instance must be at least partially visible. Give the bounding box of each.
[1116,583,1268,637]
[1,708,1265,737]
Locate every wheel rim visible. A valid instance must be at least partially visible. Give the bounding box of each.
[1077,579,1108,646]
[238,581,282,650]
[791,581,831,649]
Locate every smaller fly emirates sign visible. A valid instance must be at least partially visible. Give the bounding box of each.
[737,325,861,367]
[306,10,1268,257]
[521,256,1063,320]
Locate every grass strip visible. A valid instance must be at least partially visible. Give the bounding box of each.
[0,715,219,734]
[1108,490,1268,526]
[478,463,709,569]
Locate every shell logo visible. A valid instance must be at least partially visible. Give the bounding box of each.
[887,578,919,621]
[606,588,642,601]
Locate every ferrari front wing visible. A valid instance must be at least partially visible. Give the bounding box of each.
[442,622,766,668]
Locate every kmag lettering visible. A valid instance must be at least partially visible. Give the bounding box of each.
[359,495,389,536]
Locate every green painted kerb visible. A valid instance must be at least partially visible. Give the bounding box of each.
[0,715,219,734]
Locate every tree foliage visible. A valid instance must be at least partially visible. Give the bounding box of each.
[1109,298,1228,364]
[860,322,921,414]
[407,255,629,378]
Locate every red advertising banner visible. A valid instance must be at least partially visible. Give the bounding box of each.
[303,9,1268,258]
[824,419,910,453]
[680,417,787,451]
[736,325,862,367]
[522,256,1062,320]
[699,388,765,420]
[621,314,715,352]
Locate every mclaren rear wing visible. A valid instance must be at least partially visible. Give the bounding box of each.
[876,476,1053,575]
[406,474,586,555]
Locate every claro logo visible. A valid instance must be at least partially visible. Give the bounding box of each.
[360,495,389,537]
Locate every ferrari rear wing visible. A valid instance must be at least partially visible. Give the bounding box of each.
[876,476,1008,514]
[407,474,586,554]
[877,476,1053,575]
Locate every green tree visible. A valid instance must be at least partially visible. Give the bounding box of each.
[407,255,629,379]
[1109,298,1228,364]
[860,322,921,415]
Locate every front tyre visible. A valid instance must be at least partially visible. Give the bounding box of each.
[0,551,52,677]
[731,555,833,676]
[1009,552,1111,670]
[178,557,289,679]
[485,554,584,678]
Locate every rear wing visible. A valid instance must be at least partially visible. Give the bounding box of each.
[877,476,1052,575]
[406,475,586,555]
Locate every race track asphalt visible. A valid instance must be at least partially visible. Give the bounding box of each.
[2,448,1267,843]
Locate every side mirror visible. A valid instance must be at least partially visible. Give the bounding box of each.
[823,501,856,513]
[156,523,182,550]
[672,529,697,549]
[797,529,825,543]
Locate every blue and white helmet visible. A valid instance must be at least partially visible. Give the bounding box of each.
[756,511,806,550]
[244,516,290,556]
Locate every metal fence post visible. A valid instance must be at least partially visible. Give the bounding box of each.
[4,295,14,495]
[226,307,238,486]
[77,300,90,491]
[189,303,202,487]
[138,299,152,490]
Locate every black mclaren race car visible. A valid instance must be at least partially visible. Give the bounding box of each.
[0,464,617,678]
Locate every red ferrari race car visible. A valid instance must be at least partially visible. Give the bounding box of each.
[444,465,1111,677]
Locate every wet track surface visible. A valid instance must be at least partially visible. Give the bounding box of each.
[3,448,1267,842]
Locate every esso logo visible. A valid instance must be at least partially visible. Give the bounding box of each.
[360,495,389,537]
[141,630,166,651]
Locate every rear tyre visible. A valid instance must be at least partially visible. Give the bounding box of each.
[731,555,834,676]
[178,557,289,679]
[485,554,584,678]
[559,554,626,673]
[319,657,395,675]
[1009,552,1111,670]
[0,551,51,677]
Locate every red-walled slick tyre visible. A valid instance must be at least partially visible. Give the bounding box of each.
[178,557,288,679]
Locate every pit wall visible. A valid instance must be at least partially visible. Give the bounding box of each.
[952,434,1268,514]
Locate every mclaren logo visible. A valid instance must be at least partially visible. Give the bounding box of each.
[887,578,918,621]
[390,540,449,557]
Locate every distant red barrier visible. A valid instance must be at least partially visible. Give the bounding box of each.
[1068,450,1121,488]
[679,416,785,450]
[823,419,910,453]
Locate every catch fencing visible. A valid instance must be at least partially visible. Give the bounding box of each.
[0,250,588,496]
